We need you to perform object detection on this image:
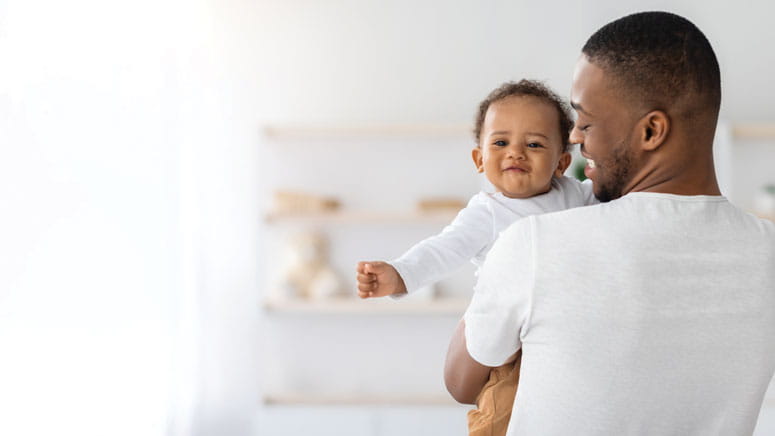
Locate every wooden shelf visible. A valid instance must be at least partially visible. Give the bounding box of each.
[262,392,461,407]
[262,123,471,140]
[263,297,468,315]
[732,123,775,139]
[748,211,775,222]
[264,209,459,225]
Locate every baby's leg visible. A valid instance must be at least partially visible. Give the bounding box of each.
[466,350,522,436]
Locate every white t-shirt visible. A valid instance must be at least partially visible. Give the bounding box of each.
[389,176,596,293]
[464,192,775,436]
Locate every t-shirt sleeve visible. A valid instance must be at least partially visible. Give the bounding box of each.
[463,216,535,367]
[388,194,493,293]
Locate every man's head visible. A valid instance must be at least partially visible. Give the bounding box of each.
[570,11,722,202]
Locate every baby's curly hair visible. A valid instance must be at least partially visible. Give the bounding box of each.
[473,80,573,153]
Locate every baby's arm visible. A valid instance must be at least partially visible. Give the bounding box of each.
[356,194,493,298]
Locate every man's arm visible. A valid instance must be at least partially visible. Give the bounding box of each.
[444,319,491,404]
[444,217,535,404]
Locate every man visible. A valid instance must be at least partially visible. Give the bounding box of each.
[445,11,775,436]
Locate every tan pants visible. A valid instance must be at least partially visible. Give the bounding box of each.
[467,351,522,436]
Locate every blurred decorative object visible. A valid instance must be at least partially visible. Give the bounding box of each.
[416,197,466,212]
[273,190,341,214]
[753,184,775,221]
[274,231,346,300]
[572,157,588,182]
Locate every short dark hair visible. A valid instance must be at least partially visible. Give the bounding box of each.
[474,80,573,153]
[582,11,721,117]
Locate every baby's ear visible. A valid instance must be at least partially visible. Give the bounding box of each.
[554,151,572,177]
[471,147,484,173]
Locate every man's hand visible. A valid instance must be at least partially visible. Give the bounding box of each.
[355,261,407,298]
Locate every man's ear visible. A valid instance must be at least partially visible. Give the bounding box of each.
[640,110,670,151]
[554,151,572,177]
[471,147,484,173]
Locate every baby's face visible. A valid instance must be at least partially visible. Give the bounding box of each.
[472,96,569,199]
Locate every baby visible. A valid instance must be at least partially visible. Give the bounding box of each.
[356,79,597,435]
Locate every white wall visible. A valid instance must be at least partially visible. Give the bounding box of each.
[0,1,262,435]
[0,1,184,434]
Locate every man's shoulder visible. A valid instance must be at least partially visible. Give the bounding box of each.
[531,194,775,243]
[518,197,633,244]
[495,201,608,244]
[745,213,775,240]
[533,197,611,223]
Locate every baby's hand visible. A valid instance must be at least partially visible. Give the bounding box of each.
[355,261,407,299]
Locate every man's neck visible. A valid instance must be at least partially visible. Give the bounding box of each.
[624,157,722,197]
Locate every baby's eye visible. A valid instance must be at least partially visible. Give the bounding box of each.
[527,142,544,148]
[494,140,508,147]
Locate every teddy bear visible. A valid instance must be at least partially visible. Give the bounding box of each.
[274,231,345,300]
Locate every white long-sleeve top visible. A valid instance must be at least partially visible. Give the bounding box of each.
[389,176,597,293]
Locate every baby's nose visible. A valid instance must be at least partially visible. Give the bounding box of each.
[508,144,526,158]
